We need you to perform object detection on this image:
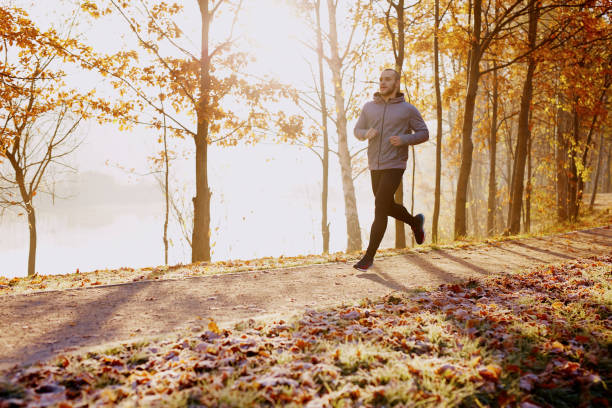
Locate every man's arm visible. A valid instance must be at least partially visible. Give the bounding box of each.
[354,105,369,141]
[398,105,429,146]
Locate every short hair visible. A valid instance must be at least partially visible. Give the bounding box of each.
[382,68,401,81]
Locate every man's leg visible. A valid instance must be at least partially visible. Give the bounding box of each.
[372,169,415,227]
[388,199,417,228]
[355,169,426,270]
[387,192,425,245]
[363,168,405,261]
[381,171,425,244]
[370,169,382,195]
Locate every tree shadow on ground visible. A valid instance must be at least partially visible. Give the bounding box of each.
[3,255,610,408]
[432,249,492,275]
[448,261,611,407]
[356,251,489,294]
[491,243,552,264]
[1,280,239,373]
[2,281,156,369]
[510,241,577,260]
[575,229,612,244]
[360,255,611,407]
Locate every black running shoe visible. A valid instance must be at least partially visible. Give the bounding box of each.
[412,213,425,245]
[353,257,373,272]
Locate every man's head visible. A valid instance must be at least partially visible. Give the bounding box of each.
[379,69,400,98]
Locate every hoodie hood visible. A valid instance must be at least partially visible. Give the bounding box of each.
[373,92,406,104]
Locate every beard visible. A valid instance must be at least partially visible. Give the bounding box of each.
[379,84,398,97]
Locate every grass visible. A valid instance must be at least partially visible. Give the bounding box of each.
[94,373,122,389]
[101,346,123,356]
[127,352,149,366]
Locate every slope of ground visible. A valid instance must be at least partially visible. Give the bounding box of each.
[1,254,610,407]
[1,225,610,373]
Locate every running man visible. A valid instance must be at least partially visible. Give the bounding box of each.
[352,68,429,272]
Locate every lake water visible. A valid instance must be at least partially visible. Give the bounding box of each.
[0,123,446,278]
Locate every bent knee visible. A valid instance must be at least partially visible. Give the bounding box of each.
[374,203,392,217]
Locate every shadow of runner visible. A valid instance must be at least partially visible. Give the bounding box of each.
[404,253,475,281]
[2,280,155,370]
[356,271,412,293]
[354,252,473,292]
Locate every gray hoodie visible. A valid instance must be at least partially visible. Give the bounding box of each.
[354,92,429,170]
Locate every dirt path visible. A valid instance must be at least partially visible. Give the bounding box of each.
[1,225,610,371]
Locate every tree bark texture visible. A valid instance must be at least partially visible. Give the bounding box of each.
[315,0,330,253]
[455,0,481,239]
[327,0,362,251]
[432,0,443,243]
[507,0,537,235]
[192,0,212,262]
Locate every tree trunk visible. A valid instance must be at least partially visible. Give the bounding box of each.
[507,0,537,235]
[472,158,483,237]
[192,0,212,262]
[505,121,513,230]
[589,132,604,210]
[568,105,579,221]
[26,203,37,276]
[468,174,480,237]
[327,0,361,251]
[525,131,532,233]
[556,106,569,222]
[315,0,330,253]
[432,0,442,243]
[604,145,611,193]
[162,97,169,265]
[454,0,481,239]
[577,86,608,216]
[487,66,498,236]
[393,0,406,249]
[6,150,37,275]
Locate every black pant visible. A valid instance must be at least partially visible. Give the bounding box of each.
[364,168,416,260]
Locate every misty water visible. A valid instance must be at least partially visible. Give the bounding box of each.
[0,122,445,278]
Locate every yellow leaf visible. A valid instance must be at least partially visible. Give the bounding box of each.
[208,319,220,334]
[479,364,502,381]
[551,341,564,351]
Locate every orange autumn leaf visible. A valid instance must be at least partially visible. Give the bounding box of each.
[479,364,502,382]
[208,319,220,334]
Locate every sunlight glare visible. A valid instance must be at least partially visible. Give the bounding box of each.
[239,0,310,83]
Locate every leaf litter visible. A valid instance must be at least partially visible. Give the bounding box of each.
[0,255,610,407]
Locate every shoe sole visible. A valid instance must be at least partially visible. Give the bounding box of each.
[353,264,372,272]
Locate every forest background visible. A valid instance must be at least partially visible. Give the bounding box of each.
[1,0,610,278]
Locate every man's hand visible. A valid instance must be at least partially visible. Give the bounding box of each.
[365,128,379,140]
[389,135,402,146]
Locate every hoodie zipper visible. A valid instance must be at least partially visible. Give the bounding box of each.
[377,102,388,169]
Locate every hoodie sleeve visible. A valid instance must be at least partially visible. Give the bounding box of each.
[398,105,429,146]
[354,104,369,141]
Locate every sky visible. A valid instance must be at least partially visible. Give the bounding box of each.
[0,0,445,278]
